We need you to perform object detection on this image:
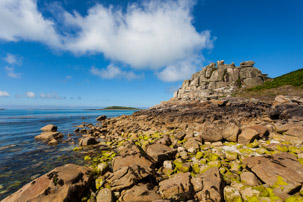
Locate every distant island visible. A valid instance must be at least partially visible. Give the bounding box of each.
[0,108,4,110]
[88,106,141,110]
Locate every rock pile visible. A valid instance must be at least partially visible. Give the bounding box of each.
[35,124,63,145]
[172,60,269,101]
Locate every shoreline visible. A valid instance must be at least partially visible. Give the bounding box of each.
[3,95,303,201]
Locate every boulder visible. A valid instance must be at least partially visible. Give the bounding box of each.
[96,188,113,202]
[112,153,153,172]
[195,167,223,202]
[96,115,107,121]
[200,122,222,142]
[35,132,63,141]
[240,171,259,186]
[79,137,99,146]
[224,186,242,202]
[48,138,58,146]
[40,124,57,132]
[240,61,255,67]
[243,152,303,194]
[237,128,259,144]
[222,123,240,142]
[159,172,193,200]
[156,135,172,146]
[146,144,177,164]
[3,164,92,202]
[106,164,150,191]
[119,183,161,201]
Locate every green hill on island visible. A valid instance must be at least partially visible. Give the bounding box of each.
[235,68,303,100]
[248,68,303,91]
[101,106,141,110]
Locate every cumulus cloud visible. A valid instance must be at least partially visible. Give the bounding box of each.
[91,65,142,80]
[0,0,214,82]
[40,92,62,99]
[0,0,60,46]
[5,66,21,79]
[0,90,9,97]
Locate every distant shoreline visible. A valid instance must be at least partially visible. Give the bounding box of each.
[86,109,141,111]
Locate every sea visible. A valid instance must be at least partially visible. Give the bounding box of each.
[0,109,137,200]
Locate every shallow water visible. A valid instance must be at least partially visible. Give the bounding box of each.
[0,109,137,200]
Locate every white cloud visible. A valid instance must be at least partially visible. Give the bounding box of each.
[63,1,212,71]
[3,53,20,65]
[40,92,62,99]
[26,91,35,98]
[0,0,214,82]
[0,90,9,97]
[0,0,60,46]
[5,66,21,79]
[91,64,142,80]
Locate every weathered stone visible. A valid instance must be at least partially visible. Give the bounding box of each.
[238,128,259,144]
[35,132,63,141]
[96,188,113,202]
[222,123,239,142]
[240,171,259,186]
[243,152,303,194]
[112,153,153,172]
[119,183,161,201]
[159,172,193,200]
[156,135,172,146]
[40,124,57,132]
[248,125,268,137]
[106,164,150,191]
[195,167,223,202]
[240,61,255,67]
[79,137,98,146]
[3,164,92,202]
[96,115,107,121]
[48,138,58,145]
[224,186,242,202]
[146,144,177,164]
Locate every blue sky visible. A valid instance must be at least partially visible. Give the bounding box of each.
[0,0,302,108]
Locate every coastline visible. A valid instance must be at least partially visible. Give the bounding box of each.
[3,95,303,201]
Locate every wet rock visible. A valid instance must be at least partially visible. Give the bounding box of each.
[238,127,259,144]
[146,144,177,164]
[195,167,223,202]
[35,132,63,141]
[159,172,193,200]
[106,164,150,191]
[240,171,259,186]
[119,183,161,201]
[3,164,92,202]
[48,138,58,146]
[96,115,107,121]
[79,137,99,146]
[40,124,57,132]
[243,152,303,194]
[96,188,113,202]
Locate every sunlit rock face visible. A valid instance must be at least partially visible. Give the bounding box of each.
[172,60,268,101]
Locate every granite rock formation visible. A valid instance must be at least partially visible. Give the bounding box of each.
[173,60,268,101]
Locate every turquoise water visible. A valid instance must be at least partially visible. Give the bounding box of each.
[0,109,136,200]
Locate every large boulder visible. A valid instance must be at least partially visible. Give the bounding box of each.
[119,183,161,201]
[106,164,150,191]
[243,152,303,194]
[237,127,259,144]
[40,124,57,132]
[159,172,193,200]
[35,132,63,141]
[3,164,92,202]
[146,144,177,164]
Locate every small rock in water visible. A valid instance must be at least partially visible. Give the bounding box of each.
[40,124,57,132]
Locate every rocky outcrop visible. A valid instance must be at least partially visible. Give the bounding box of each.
[173,60,268,101]
[40,124,57,132]
[35,124,63,145]
[2,164,92,202]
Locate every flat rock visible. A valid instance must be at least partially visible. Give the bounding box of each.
[112,153,153,172]
[3,164,92,202]
[106,164,150,191]
[240,171,259,186]
[35,132,63,141]
[146,144,177,164]
[159,172,193,200]
[237,127,259,144]
[243,152,303,194]
[119,183,161,201]
[40,124,57,132]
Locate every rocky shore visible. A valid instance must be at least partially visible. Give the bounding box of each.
[3,61,303,201]
[3,94,303,202]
